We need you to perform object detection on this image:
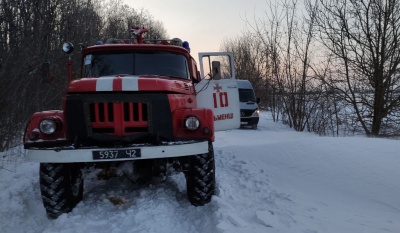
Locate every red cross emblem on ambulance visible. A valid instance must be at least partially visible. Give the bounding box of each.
[213,83,222,93]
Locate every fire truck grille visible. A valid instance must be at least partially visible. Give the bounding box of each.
[89,102,148,136]
[65,93,173,145]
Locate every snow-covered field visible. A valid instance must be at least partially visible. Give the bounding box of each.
[1,111,399,233]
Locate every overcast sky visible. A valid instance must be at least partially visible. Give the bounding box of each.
[126,0,267,61]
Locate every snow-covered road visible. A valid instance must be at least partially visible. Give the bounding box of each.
[1,112,399,233]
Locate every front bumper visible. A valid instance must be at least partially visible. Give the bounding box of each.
[240,116,259,126]
[26,141,208,163]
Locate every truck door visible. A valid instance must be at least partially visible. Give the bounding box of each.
[195,52,240,131]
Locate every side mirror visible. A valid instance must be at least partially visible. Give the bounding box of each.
[256,97,261,104]
[62,42,74,54]
[211,61,221,80]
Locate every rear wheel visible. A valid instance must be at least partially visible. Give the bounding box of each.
[39,163,83,219]
[186,142,215,206]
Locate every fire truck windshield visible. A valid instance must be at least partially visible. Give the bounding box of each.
[83,51,189,79]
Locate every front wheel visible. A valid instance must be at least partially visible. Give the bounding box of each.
[39,163,84,219]
[186,142,215,206]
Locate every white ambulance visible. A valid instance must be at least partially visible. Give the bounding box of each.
[237,80,260,129]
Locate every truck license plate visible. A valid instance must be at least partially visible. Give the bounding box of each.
[92,149,141,160]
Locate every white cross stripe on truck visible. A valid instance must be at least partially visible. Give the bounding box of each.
[95,76,140,91]
[96,77,114,91]
[122,76,139,91]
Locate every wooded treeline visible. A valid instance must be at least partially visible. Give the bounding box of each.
[2,0,399,151]
[0,0,167,151]
[222,0,400,137]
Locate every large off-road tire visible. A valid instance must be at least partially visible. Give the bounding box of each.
[186,142,215,206]
[39,163,84,219]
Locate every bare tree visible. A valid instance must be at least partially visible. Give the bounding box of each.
[102,0,167,40]
[247,0,323,132]
[311,0,400,136]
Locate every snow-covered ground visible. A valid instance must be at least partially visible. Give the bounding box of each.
[1,111,399,233]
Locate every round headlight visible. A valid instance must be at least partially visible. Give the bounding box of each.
[185,116,200,130]
[39,119,57,134]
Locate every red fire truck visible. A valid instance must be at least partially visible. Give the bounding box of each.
[23,27,240,218]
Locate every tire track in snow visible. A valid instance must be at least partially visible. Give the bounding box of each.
[212,145,296,233]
